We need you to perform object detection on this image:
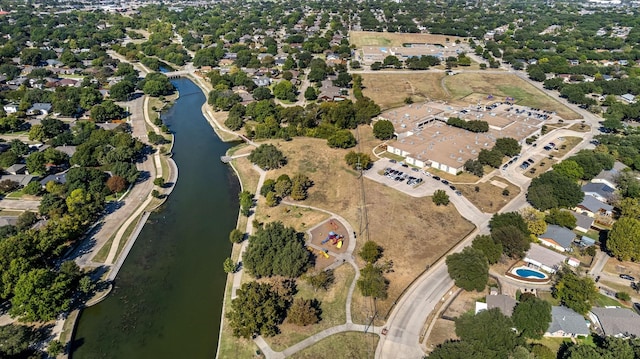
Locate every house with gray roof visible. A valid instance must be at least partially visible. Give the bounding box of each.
[39,173,67,187]
[486,294,517,317]
[582,182,615,203]
[524,243,568,274]
[0,174,35,187]
[589,307,640,338]
[546,306,590,338]
[572,212,594,233]
[621,93,636,103]
[592,161,627,189]
[574,195,614,217]
[27,102,52,116]
[539,225,576,252]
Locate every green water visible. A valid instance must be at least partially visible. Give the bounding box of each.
[71,78,239,358]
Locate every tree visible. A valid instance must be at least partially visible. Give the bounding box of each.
[109,80,135,101]
[446,247,489,291]
[455,308,521,357]
[433,189,450,206]
[344,151,372,170]
[492,225,530,259]
[0,324,34,357]
[229,229,244,244]
[357,263,388,299]
[607,217,640,261]
[545,208,577,229]
[0,180,19,194]
[248,144,287,170]
[494,137,521,157]
[10,268,75,322]
[141,73,175,96]
[239,191,254,216]
[22,182,42,196]
[223,257,236,273]
[553,269,597,314]
[359,241,382,263]
[106,175,127,194]
[471,235,503,264]
[512,297,552,339]
[327,130,356,148]
[552,160,584,182]
[304,270,334,292]
[489,212,530,236]
[429,341,478,359]
[48,339,64,356]
[463,159,484,177]
[273,80,296,101]
[478,148,503,168]
[527,171,584,210]
[252,86,272,101]
[287,298,321,326]
[521,207,547,236]
[373,120,395,140]
[303,86,317,101]
[227,281,288,338]
[243,221,311,278]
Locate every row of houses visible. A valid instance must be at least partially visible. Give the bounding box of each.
[476,292,640,338]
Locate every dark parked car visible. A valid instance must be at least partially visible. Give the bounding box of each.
[449,185,456,191]
[620,274,636,281]
[432,176,441,181]
[441,179,449,185]
[389,159,397,163]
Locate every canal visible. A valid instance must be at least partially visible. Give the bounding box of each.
[71,78,239,358]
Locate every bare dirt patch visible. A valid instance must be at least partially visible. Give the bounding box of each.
[603,257,640,279]
[458,176,520,213]
[349,31,468,48]
[444,73,580,120]
[360,72,448,110]
[425,319,457,350]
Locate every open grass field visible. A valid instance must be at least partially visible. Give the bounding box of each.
[360,72,448,110]
[265,264,355,351]
[425,319,456,350]
[568,123,591,132]
[458,176,520,213]
[256,203,331,235]
[290,331,379,359]
[443,73,580,120]
[349,31,468,48]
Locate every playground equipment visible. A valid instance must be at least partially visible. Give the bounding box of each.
[307,246,330,258]
[322,231,344,247]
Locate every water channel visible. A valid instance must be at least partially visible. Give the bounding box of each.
[71,78,239,358]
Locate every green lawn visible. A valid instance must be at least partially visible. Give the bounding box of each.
[594,293,625,307]
[5,190,24,198]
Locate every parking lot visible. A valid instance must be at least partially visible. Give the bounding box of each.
[365,159,463,198]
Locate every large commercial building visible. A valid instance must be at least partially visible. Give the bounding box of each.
[380,102,549,175]
[359,43,469,65]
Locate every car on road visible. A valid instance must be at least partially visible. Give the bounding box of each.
[620,274,636,281]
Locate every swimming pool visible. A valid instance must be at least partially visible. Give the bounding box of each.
[515,268,547,279]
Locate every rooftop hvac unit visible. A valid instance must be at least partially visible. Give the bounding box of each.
[457,157,463,162]
[484,143,489,146]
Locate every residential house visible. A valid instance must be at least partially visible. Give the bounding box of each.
[524,244,568,274]
[27,103,52,116]
[572,212,594,233]
[3,103,18,114]
[39,173,67,187]
[582,182,614,203]
[253,76,271,87]
[545,306,590,338]
[5,164,27,175]
[589,307,640,338]
[621,93,636,103]
[54,145,77,157]
[58,78,78,87]
[579,236,596,247]
[0,174,35,187]
[538,225,576,252]
[0,217,18,227]
[475,293,517,317]
[618,59,629,66]
[574,195,614,217]
[592,161,627,189]
[568,59,580,66]
[318,79,345,102]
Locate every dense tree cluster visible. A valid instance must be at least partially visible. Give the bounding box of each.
[260,173,313,205]
[446,247,489,291]
[553,269,598,315]
[243,221,311,278]
[248,144,287,170]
